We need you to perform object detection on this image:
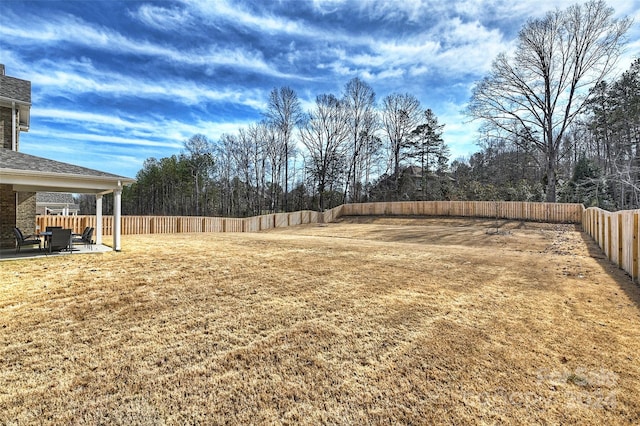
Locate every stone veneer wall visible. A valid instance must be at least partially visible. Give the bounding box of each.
[0,188,36,249]
[17,192,36,235]
[0,184,17,249]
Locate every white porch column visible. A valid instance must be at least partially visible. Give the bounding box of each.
[113,187,122,252]
[95,194,103,245]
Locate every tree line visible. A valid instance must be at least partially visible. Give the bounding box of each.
[113,80,450,217]
[80,1,635,216]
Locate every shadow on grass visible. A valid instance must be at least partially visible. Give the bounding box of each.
[339,216,554,247]
[579,230,640,311]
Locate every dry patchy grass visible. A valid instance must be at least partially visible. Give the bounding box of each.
[1,217,640,424]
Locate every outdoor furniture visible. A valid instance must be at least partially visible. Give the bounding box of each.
[72,227,94,249]
[43,226,62,249]
[12,227,42,254]
[49,228,72,254]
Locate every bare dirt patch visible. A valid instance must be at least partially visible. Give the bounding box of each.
[1,217,639,424]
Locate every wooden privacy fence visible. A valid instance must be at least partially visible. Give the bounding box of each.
[340,201,584,223]
[582,207,640,282]
[37,210,324,236]
[36,201,583,237]
[37,200,640,283]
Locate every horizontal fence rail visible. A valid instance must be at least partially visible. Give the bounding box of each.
[36,201,640,282]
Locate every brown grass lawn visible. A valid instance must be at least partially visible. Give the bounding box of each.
[1,217,640,424]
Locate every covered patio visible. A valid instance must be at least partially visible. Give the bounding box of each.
[0,149,135,256]
[0,241,113,260]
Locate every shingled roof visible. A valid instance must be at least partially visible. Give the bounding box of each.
[36,192,76,204]
[0,72,31,104]
[0,148,135,193]
[0,148,127,178]
[0,70,31,130]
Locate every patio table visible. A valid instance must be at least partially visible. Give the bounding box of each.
[39,229,73,252]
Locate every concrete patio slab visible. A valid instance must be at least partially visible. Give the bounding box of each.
[0,244,112,261]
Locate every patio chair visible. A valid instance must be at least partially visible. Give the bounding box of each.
[49,228,72,254]
[13,227,42,254]
[72,227,94,249]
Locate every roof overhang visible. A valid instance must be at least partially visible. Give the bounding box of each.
[0,168,135,194]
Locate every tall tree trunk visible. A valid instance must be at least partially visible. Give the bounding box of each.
[545,147,557,202]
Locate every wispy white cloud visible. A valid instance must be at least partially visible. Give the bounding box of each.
[18,57,267,110]
[31,108,255,146]
[3,0,638,179]
[154,0,513,87]
[28,128,181,149]
[21,140,144,176]
[319,15,508,83]
[0,9,294,79]
[181,0,309,35]
[23,109,259,177]
[130,4,191,30]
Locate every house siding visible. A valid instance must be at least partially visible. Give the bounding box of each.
[0,66,31,249]
[0,184,17,249]
[0,106,19,150]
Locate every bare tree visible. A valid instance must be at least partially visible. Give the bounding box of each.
[467,0,631,202]
[215,133,237,216]
[299,94,350,212]
[230,127,256,215]
[246,120,272,215]
[342,77,378,203]
[381,92,421,187]
[264,86,303,211]
[183,134,214,216]
[263,120,284,212]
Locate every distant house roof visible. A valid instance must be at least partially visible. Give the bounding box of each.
[0,148,135,194]
[36,192,76,204]
[36,192,79,215]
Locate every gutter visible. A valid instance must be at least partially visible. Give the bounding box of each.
[0,167,134,183]
[0,95,31,106]
[11,101,16,150]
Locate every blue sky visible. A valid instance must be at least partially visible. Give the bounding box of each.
[2,0,639,179]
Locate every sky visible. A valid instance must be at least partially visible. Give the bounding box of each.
[2,0,640,179]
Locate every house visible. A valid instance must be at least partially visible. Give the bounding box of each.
[0,64,134,251]
[36,192,80,215]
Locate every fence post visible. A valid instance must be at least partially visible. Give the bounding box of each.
[607,215,612,260]
[634,213,639,283]
[600,211,605,251]
[618,213,623,268]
